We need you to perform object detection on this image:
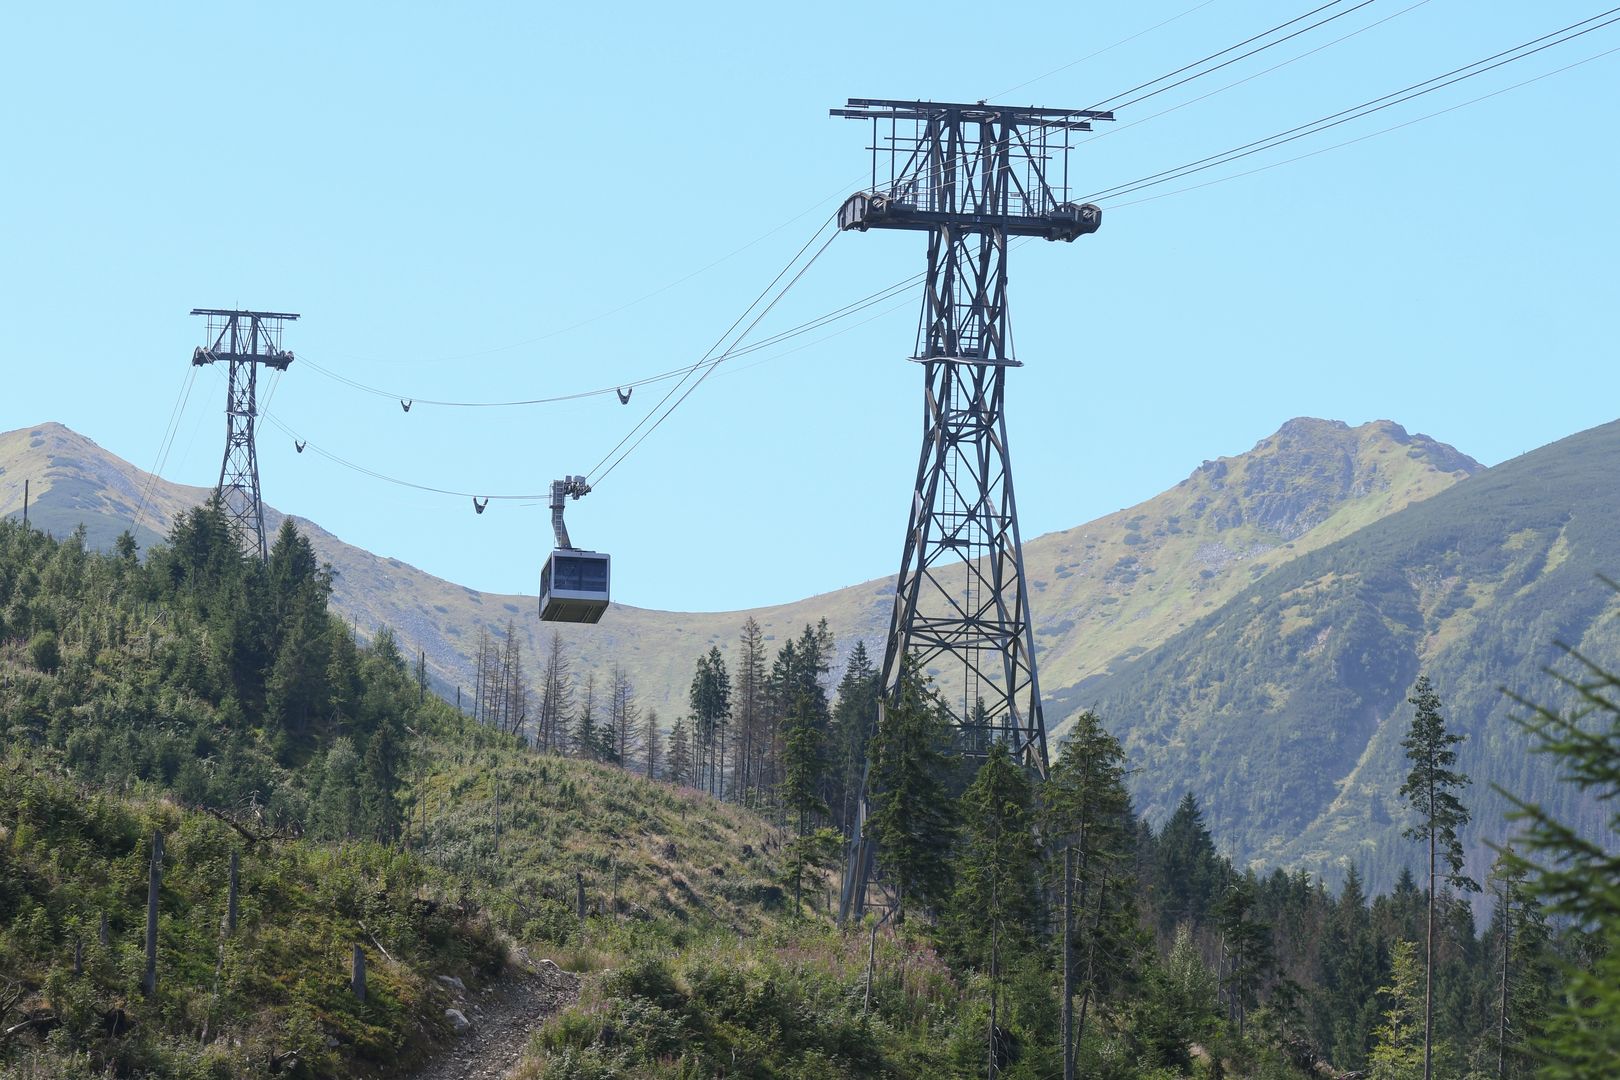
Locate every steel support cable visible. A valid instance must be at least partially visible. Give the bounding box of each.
[294,269,924,408]
[869,0,1384,199]
[1086,7,1620,203]
[131,364,199,537]
[992,0,1222,99]
[1077,0,1435,151]
[337,0,1228,376]
[583,216,837,481]
[1106,40,1620,209]
[589,229,841,488]
[260,410,549,501]
[1105,0,1377,111]
[259,231,856,503]
[1085,0,1358,109]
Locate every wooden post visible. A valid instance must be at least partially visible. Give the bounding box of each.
[225,850,239,938]
[142,831,163,999]
[351,945,366,1002]
[988,874,999,1080]
[1062,846,1075,1080]
[576,871,586,920]
[863,917,879,1017]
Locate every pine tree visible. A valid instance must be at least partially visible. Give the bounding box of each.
[1399,675,1479,1080]
[867,657,957,922]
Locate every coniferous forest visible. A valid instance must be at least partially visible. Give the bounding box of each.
[1,508,1616,1078]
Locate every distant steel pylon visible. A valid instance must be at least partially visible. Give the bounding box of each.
[831,99,1112,923]
[190,308,298,562]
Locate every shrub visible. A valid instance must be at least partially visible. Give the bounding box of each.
[28,630,60,673]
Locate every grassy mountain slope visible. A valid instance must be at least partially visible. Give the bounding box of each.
[1064,418,1620,890]
[0,754,508,1078]
[0,420,1475,723]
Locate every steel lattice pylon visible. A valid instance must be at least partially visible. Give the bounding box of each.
[190,309,298,562]
[831,99,1111,923]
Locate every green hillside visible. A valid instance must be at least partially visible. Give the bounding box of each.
[0,419,1477,725]
[0,510,799,1077]
[1064,418,1620,889]
[3,472,1611,1078]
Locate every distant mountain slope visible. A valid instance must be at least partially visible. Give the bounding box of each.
[0,419,1475,723]
[1064,419,1620,890]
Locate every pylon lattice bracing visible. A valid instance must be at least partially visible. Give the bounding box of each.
[831,99,1111,922]
[190,309,298,562]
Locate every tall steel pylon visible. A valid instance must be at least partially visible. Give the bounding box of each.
[190,308,298,562]
[832,99,1112,922]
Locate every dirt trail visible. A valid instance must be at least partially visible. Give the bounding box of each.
[407,958,579,1080]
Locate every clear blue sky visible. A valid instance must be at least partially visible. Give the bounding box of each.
[3,2,1616,611]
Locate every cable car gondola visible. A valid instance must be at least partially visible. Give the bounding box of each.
[540,475,610,623]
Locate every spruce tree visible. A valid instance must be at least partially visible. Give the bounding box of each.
[829,640,878,835]
[1501,642,1620,1077]
[1483,847,1551,1080]
[868,657,957,922]
[688,646,731,797]
[945,743,1039,968]
[734,617,768,802]
[1214,873,1275,1038]
[1042,709,1136,1056]
[668,714,693,787]
[1399,674,1478,1080]
[1369,939,1426,1080]
[1156,792,1221,932]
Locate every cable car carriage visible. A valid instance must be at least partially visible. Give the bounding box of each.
[540,475,610,623]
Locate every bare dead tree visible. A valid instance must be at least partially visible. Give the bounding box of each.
[538,631,574,753]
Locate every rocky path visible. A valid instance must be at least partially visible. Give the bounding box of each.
[407,958,580,1080]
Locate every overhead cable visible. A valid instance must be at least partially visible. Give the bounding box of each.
[583,216,838,482]
[1087,7,1620,203]
[296,268,923,408]
[590,229,841,487]
[131,365,199,537]
[1106,40,1620,209]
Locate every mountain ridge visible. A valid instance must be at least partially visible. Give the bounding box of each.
[0,417,1478,726]
[1063,417,1620,889]
[0,417,1477,725]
